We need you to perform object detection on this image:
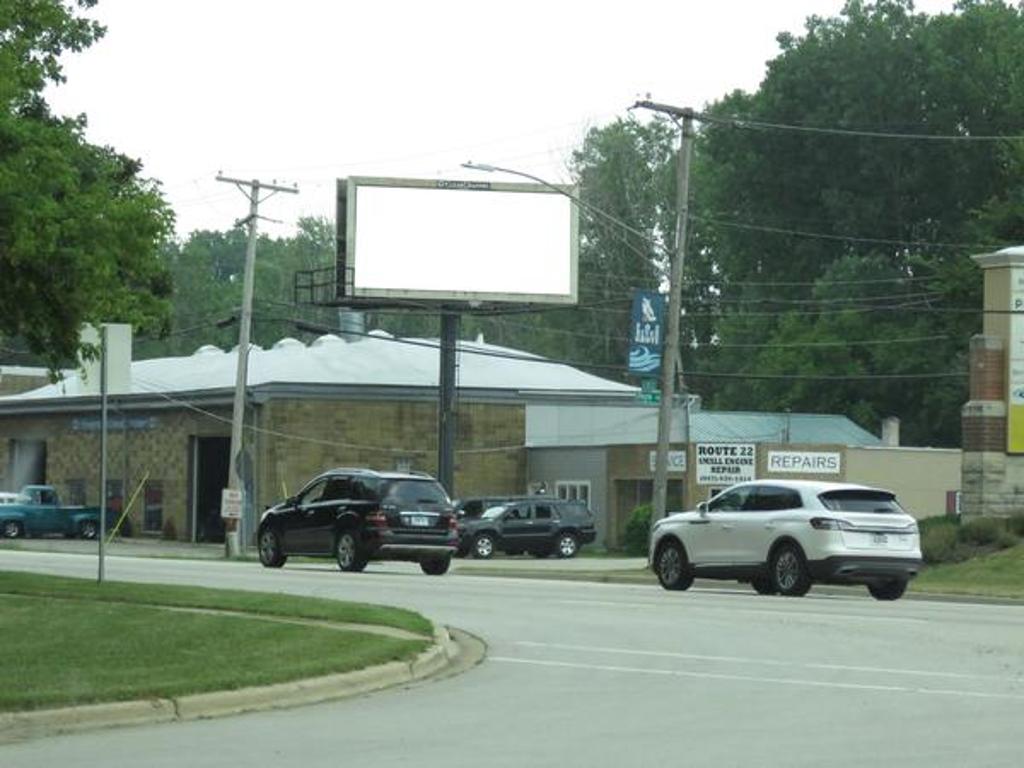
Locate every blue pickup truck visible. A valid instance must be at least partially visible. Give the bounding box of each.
[0,485,105,539]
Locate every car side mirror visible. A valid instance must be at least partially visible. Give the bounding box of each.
[696,501,709,517]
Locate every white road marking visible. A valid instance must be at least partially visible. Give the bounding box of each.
[514,641,1019,682]
[491,657,1024,701]
[553,598,927,624]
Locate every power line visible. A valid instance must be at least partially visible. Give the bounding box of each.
[472,315,954,351]
[691,214,1000,251]
[131,377,523,455]
[258,313,968,384]
[697,111,1024,143]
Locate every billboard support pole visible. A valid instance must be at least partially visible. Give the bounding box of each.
[438,312,459,496]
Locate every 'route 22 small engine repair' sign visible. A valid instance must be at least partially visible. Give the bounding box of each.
[696,443,756,485]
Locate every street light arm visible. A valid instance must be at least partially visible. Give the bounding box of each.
[461,162,658,251]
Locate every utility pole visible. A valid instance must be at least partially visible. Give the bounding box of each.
[634,101,696,522]
[215,175,298,557]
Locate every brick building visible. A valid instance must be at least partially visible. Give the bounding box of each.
[0,331,635,543]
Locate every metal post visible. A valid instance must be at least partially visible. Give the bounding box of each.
[645,105,695,522]
[98,325,108,583]
[216,175,298,557]
[438,312,459,496]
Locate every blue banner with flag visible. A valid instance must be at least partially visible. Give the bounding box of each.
[628,290,665,375]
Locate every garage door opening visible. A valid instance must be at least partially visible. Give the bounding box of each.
[8,439,46,491]
[191,436,229,543]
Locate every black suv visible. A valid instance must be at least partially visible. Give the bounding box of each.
[458,497,596,559]
[257,468,458,575]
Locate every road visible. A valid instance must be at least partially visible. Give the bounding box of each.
[1,550,1022,767]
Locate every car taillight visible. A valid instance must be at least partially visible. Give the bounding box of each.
[809,517,851,531]
[367,511,389,528]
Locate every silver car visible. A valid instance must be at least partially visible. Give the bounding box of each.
[648,480,922,600]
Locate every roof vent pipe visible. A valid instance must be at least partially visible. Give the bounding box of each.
[881,416,900,447]
[338,309,365,342]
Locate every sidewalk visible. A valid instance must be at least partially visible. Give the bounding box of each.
[0,537,231,560]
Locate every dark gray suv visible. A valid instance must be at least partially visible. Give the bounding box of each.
[457,497,597,559]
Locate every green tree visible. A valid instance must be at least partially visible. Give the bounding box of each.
[138,216,341,360]
[688,0,1024,445]
[0,0,174,369]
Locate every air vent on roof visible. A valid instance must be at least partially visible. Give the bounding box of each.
[312,334,343,347]
[272,337,305,350]
[368,329,393,339]
[193,345,224,356]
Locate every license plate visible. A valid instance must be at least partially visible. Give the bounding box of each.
[406,515,431,527]
[872,533,888,545]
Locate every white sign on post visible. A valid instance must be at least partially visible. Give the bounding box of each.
[220,488,243,520]
[696,443,756,485]
[649,450,686,473]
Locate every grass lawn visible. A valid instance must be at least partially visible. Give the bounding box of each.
[0,570,432,635]
[914,544,1024,600]
[0,572,431,712]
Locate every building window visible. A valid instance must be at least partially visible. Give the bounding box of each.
[66,479,86,506]
[144,482,163,534]
[556,481,590,504]
[106,479,124,517]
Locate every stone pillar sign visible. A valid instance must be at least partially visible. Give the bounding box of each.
[962,246,1024,517]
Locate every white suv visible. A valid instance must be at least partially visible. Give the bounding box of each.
[648,480,922,600]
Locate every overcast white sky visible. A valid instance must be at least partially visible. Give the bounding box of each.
[45,0,955,239]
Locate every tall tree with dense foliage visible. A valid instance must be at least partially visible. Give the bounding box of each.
[0,0,173,369]
[689,0,1024,445]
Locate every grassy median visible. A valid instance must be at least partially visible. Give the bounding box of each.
[0,571,432,712]
[913,544,1024,600]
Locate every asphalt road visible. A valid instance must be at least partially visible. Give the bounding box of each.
[2,550,1022,768]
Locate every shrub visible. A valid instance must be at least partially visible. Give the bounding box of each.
[623,504,652,556]
[161,518,178,541]
[958,516,1015,549]
[1007,514,1024,539]
[921,521,961,564]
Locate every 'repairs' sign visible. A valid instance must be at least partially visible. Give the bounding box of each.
[696,443,755,485]
[767,450,841,475]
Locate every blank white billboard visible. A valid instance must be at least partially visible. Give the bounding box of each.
[344,177,578,305]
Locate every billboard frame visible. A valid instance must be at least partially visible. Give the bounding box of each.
[336,175,579,308]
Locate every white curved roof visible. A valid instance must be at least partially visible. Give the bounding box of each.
[8,335,637,400]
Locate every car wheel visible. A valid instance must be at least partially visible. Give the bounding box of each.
[472,533,495,559]
[335,531,367,573]
[751,575,777,595]
[867,579,907,601]
[78,520,98,540]
[655,540,694,591]
[420,557,451,576]
[258,528,287,568]
[770,543,812,597]
[556,532,579,559]
[2,520,23,539]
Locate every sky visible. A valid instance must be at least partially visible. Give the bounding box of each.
[45,0,957,240]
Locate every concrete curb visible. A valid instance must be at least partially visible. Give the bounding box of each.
[0,625,467,744]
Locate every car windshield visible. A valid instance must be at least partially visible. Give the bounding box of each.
[383,479,450,506]
[818,489,904,514]
[481,505,507,520]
